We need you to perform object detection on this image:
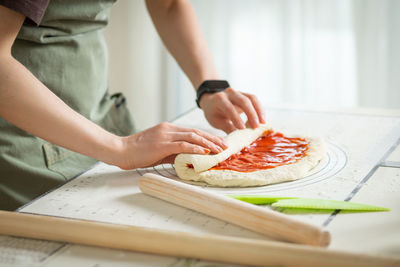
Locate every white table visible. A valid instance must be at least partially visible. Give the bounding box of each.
[1,106,400,266]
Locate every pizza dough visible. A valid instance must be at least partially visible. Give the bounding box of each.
[174,124,326,187]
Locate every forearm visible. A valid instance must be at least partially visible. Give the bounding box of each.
[146,0,219,88]
[0,55,123,165]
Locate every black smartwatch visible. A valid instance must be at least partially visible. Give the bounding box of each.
[196,80,230,108]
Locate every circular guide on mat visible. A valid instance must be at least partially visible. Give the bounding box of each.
[156,141,348,194]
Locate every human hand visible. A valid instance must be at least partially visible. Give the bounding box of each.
[199,87,266,133]
[114,122,227,170]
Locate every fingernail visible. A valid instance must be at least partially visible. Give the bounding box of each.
[203,148,211,154]
[261,114,266,123]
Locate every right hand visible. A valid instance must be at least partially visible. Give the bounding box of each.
[199,87,266,134]
[114,122,227,170]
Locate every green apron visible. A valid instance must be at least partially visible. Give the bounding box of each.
[0,0,135,210]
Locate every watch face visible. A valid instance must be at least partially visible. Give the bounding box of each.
[203,80,230,90]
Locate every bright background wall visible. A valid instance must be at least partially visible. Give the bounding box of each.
[104,0,400,131]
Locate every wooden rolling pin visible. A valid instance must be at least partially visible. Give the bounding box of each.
[139,173,330,247]
[0,211,398,267]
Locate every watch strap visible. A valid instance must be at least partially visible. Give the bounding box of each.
[196,80,230,108]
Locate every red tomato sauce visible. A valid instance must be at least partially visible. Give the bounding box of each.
[209,131,309,172]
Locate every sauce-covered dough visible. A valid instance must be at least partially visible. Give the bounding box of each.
[211,131,309,172]
[174,125,325,187]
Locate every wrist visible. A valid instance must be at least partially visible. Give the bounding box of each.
[95,132,126,167]
[196,80,230,108]
[198,92,213,109]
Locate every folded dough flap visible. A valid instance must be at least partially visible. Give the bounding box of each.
[174,124,271,173]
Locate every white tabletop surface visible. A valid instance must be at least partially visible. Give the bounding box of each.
[1,105,400,267]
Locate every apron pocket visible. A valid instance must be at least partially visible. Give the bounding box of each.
[41,92,134,180]
[42,143,97,180]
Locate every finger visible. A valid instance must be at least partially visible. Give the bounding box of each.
[228,90,259,129]
[219,94,246,130]
[243,92,266,123]
[218,119,237,134]
[172,132,223,153]
[173,126,228,149]
[167,141,211,155]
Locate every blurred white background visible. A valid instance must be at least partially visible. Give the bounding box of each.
[104,0,400,131]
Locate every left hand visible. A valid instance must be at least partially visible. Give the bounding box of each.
[199,87,266,133]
